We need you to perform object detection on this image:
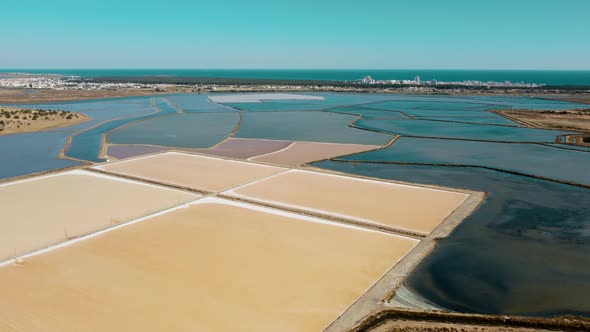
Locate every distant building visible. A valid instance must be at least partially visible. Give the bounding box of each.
[414,76,421,84]
[362,75,375,84]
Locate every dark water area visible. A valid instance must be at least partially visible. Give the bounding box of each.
[313,161,590,317]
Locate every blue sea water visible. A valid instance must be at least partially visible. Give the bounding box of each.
[1,69,590,86]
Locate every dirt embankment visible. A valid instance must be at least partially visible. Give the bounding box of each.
[0,88,175,104]
[0,107,89,135]
[495,109,590,146]
[352,309,590,332]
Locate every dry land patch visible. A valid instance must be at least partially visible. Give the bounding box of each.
[495,109,590,146]
[0,107,88,135]
[0,88,174,104]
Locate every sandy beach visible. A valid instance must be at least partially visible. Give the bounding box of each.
[225,169,469,235]
[0,198,417,331]
[0,170,199,261]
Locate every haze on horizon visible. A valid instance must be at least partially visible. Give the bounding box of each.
[1,0,589,70]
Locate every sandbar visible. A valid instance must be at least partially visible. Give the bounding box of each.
[96,152,287,192]
[0,170,199,261]
[0,198,418,332]
[224,170,469,235]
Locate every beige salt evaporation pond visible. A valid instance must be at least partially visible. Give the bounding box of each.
[0,152,478,331]
[0,198,418,331]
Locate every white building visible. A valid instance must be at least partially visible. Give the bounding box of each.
[362,75,375,84]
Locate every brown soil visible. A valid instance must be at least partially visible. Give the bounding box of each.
[0,107,89,135]
[0,88,169,104]
[495,109,590,133]
[351,309,590,332]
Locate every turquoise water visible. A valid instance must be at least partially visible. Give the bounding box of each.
[355,118,572,142]
[325,107,411,119]
[314,161,590,317]
[224,102,327,112]
[108,113,239,148]
[412,116,519,126]
[545,144,590,152]
[234,111,392,145]
[339,137,590,186]
[370,100,503,111]
[2,69,590,86]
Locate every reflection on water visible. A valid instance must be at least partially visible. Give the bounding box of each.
[314,161,590,317]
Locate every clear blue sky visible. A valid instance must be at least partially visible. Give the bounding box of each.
[1,0,589,69]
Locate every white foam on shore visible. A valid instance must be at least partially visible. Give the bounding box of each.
[209,93,324,103]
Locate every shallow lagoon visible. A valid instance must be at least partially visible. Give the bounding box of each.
[166,94,234,113]
[339,137,590,186]
[412,115,519,126]
[108,113,239,148]
[234,111,392,145]
[325,106,411,119]
[314,161,590,317]
[355,118,571,142]
[0,132,80,178]
[65,98,178,162]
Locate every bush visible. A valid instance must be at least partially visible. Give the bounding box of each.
[583,137,590,143]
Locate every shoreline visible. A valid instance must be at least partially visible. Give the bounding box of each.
[1,86,589,104]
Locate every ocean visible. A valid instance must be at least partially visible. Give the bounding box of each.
[1,69,590,86]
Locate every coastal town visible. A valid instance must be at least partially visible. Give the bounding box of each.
[358,75,545,88]
[0,72,557,96]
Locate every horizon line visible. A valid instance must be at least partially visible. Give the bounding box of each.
[2,68,590,71]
